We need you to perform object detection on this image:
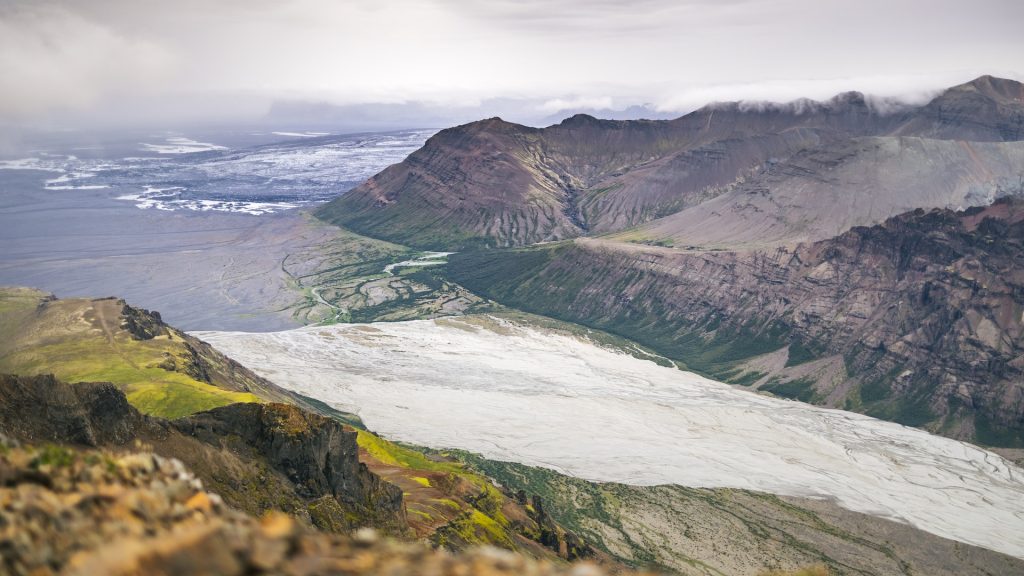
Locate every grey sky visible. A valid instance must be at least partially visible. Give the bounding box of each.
[0,0,1021,126]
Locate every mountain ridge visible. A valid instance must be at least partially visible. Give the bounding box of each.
[317,75,1024,250]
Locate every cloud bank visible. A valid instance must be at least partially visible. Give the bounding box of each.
[0,0,1021,127]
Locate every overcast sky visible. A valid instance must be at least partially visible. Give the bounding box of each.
[1,0,1022,126]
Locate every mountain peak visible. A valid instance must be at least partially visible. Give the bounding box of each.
[827,90,869,108]
[947,75,1024,104]
[559,113,601,126]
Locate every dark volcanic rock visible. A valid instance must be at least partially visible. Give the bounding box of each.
[119,301,167,340]
[0,374,146,446]
[174,403,406,530]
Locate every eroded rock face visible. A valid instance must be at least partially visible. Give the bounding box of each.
[448,199,1024,446]
[0,375,408,533]
[119,301,167,340]
[173,403,407,531]
[0,374,146,446]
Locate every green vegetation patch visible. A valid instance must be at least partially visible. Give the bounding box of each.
[761,377,817,403]
[447,244,790,381]
[0,295,259,420]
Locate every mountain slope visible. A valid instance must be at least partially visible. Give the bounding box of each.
[447,199,1024,447]
[318,76,1024,250]
[459,453,1024,576]
[0,287,354,421]
[622,137,1024,249]
[0,289,611,561]
[0,373,612,563]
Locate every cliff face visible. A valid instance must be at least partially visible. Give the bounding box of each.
[0,374,408,533]
[0,373,147,446]
[173,403,406,532]
[318,76,1024,250]
[448,199,1024,446]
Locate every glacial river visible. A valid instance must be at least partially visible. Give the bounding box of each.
[195,316,1024,559]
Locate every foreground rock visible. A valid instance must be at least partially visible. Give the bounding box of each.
[0,373,613,565]
[0,441,650,576]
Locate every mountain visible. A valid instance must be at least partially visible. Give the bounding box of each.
[447,199,1024,447]
[317,76,1024,250]
[624,136,1024,249]
[265,97,676,133]
[896,75,1024,140]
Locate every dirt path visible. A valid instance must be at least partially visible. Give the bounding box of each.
[91,299,139,369]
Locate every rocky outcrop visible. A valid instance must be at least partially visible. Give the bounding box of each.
[0,374,408,533]
[448,199,1024,446]
[0,374,147,446]
[173,403,406,532]
[318,76,1024,250]
[119,301,167,340]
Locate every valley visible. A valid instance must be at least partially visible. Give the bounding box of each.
[195,315,1024,559]
[2,74,1024,575]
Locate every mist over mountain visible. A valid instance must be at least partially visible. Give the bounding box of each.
[264,98,678,132]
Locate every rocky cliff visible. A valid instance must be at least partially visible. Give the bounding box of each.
[0,374,408,533]
[173,402,406,532]
[318,76,1024,250]
[448,199,1024,446]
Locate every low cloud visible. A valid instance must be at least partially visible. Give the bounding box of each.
[0,0,1021,127]
[0,4,174,120]
[539,96,615,113]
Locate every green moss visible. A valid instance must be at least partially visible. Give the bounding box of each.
[357,430,463,476]
[975,413,1024,448]
[409,508,434,522]
[729,370,766,387]
[435,509,516,550]
[31,445,76,469]
[411,476,432,487]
